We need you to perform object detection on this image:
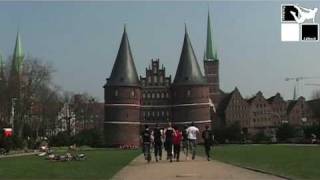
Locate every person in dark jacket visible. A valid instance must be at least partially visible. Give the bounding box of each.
[164,122,175,162]
[182,125,188,156]
[141,125,152,162]
[153,124,163,162]
[202,125,214,161]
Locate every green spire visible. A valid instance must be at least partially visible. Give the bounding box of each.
[205,10,217,61]
[13,31,24,73]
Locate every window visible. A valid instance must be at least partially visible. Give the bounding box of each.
[114,89,118,97]
[156,93,160,99]
[161,92,164,98]
[187,89,191,97]
[152,93,155,99]
[147,93,150,99]
[148,76,151,83]
[153,76,157,83]
[166,92,169,98]
[131,90,135,97]
[159,76,163,83]
[142,93,145,99]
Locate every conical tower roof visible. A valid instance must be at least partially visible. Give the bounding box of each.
[173,26,207,85]
[107,26,140,86]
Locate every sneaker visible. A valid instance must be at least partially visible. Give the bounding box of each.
[159,157,162,160]
[156,157,158,162]
[207,157,210,161]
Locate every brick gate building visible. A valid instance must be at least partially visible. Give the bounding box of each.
[104,13,219,146]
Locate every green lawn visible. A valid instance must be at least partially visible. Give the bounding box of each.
[206,144,320,180]
[0,148,140,179]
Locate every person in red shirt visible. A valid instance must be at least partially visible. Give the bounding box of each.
[173,125,183,162]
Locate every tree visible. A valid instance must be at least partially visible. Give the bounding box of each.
[3,56,62,139]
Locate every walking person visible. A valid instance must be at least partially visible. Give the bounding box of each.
[140,125,152,163]
[202,125,214,161]
[182,125,188,156]
[186,122,199,160]
[164,122,175,162]
[153,124,163,162]
[173,126,183,162]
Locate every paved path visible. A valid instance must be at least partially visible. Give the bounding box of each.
[113,153,285,180]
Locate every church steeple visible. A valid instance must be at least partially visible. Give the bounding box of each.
[107,25,140,86]
[173,25,206,85]
[12,31,24,74]
[205,10,218,61]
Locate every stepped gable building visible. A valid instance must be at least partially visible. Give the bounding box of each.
[246,91,276,134]
[216,87,249,131]
[287,97,316,127]
[140,59,172,123]
[267,93,288,124]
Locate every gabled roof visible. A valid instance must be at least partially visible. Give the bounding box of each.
[173,26,207,86]
[107,26,140,87]
[267,92,283,103]
[217,87,240,113]
[216,91,233,114]
[287,96,305,114]
[287,100,298,114]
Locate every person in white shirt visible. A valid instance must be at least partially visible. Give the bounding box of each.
[186,122,199,160]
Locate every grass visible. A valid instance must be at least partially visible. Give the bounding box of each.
[0,148,140,179]
[204,144,320,180]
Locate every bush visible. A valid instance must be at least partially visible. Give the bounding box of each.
[49,131,72,147]
[73,129,104,147]
[252,130,270,143]
[213,121,242,144]
[49,129,104,147]
[276,123,296,142]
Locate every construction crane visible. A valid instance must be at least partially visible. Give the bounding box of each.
[305,83,320,86]
[285,76,320,99]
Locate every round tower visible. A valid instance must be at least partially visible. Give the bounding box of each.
[172,26,211,133]
[104,26,141,147]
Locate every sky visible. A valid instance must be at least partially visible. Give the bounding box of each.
[0,1,320,101]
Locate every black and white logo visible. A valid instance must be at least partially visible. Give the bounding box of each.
[281,4,319,42]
